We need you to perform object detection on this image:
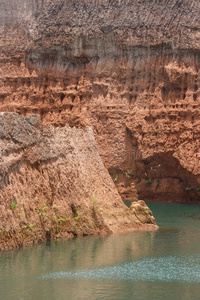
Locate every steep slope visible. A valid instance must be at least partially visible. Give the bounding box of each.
[1,0,200,202]
[0,112,156,250]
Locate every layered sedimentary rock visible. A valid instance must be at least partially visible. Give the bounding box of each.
[0,112,156,250]
[1,0,200,202]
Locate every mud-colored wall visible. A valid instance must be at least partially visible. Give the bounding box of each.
[1,0,200,202]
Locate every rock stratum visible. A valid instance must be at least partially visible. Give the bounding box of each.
[1,0,200,202]
[0,113,156,250]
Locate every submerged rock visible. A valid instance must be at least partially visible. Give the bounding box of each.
[0,113,157,250]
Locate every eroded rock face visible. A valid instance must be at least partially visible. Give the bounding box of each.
[0,113,157,250]
[1,0,200,202]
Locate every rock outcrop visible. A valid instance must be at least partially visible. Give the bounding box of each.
[1,0,200,202]
[130,200,155,225]
[0,113,157,250]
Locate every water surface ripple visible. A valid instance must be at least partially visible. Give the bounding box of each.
[40,254,200,283]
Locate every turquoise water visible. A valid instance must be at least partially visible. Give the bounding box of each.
[1,202,200,300]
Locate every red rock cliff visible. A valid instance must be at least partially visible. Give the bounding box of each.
[0,112,157,250]
[1,0,200,202]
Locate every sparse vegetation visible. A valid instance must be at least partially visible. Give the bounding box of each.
[185,187,192,191]
[57,217,66,223]
[113,174,119,182]
[183,187,200,192]
[0,228,10,233]
[53,204,59,209]
[28,224,35,228]
[40,204,49,210]
[18,211,25,216]
[92,196,97,206]
[92,196,102,212]
[36,204,49,217]
[124,169,134,179]
[39,212,47,217]
[10,200,17,211]
[144,179,152,184]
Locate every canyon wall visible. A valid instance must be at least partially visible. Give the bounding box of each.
[0,112,156,250]
[1,0,200,202]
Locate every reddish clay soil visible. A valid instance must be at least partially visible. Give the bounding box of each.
[1,0,200,203]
